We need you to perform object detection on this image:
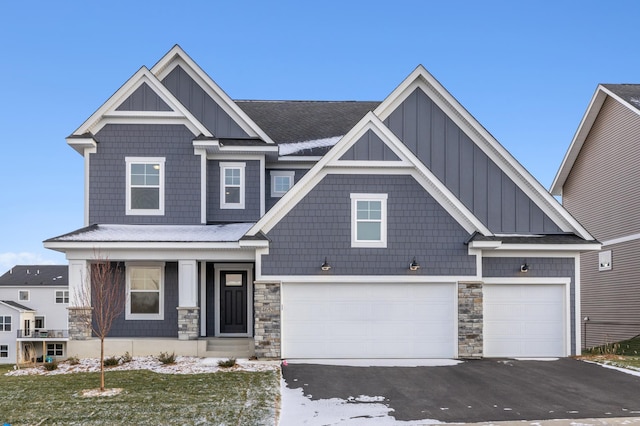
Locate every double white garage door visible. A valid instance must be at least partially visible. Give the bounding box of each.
[281,282,566,359]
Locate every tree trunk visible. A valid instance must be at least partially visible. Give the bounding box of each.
[100,336,105,391]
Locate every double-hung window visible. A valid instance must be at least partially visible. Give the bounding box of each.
[220,162,245,209]
[126,157,165,215]
[351,193,387,248]
[55,290,69,304]
[270,171,295,197]
[126,264,164,320]
[0,316,11,332]
[47,343,64,357]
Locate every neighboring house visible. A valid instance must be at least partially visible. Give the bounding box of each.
[552,84,640,348]
[45,45,598,360]
[0,265,69,364]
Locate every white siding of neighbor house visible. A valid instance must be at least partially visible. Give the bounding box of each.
[0,304,17,363]
[0,287,69,332]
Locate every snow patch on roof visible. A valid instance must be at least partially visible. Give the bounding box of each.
[54,223,254,242]
[278,136,342,156]
[630,97,640,108]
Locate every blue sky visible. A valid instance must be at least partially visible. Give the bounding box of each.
[1,1,639,271]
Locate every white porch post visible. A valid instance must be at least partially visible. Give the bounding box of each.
[177,260,199,340]
[67,260,92,340]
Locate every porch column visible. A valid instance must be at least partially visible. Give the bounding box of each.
[67,260,92,340]
[177,260,199,340]
[458,281,483,358]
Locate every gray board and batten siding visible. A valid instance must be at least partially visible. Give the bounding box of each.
[116,82,172,112]
[162,65,250,139]
[261,174,477,276]
[102,262,179,338]
[89,124,201,225]
[385,88,562,235]
[483,256,577,355]
[340,129,401,161]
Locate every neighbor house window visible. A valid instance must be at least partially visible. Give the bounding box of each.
[126,264,164,320]
[47,343,63,357]
[18,290,29,301]
[220,162,245,209]
[0,345,7,358]
[126,157,165,215]
[270,171,295,197]
[55,290,69,304]
[351,193,388,248]
[35,316,45,329]
[0,316,11,332]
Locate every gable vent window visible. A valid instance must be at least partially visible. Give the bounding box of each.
[126,157,165,216]
[220,162,245,209]
[351,193,387,248]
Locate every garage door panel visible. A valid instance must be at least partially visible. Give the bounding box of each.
[282,283,455,358]
[484,284,566,358]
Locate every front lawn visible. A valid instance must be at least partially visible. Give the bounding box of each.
[579,335,640,372]
[0,368,279,425]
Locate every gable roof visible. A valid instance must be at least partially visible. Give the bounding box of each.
[0,265,68,286]
[551,84,640,196]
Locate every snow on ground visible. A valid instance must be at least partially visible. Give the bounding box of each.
[4,356,280,376]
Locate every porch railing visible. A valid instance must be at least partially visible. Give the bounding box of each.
[17,329,69,339]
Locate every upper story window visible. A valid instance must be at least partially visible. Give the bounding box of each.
[0,316,11,332]
[18,290,29,301]
[126,263,164,320]
[55,290,69,304]
[351,193,388,248]
[270,171,295,198]
[126,157,165,216]
[220,162,245,209]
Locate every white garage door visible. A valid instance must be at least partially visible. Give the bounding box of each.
[282,282,455,358]
[484,284,566,357]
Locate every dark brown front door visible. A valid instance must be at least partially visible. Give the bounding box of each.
[220,271,247,334]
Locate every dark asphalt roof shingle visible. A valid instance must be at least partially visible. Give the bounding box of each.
[0,265,68,286]
[468,233,597,245]
[602,84,640,111]
[0,300,35,311]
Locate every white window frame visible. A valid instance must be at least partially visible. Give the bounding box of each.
[125,157,166,216]
[270,170,295,198]
[55,290,69,304]
[18,290,29,301]
[220,162,245,209]
[0,345,8,358]
[599,250,612,271]
[46,343,64,357]
[0,316,11,332]
[350,193,388,248]
[125,263,165,320]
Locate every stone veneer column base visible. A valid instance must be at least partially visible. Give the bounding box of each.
[177,307,200,341]
[254,281,281,359]
[68,306,93,340]
[458,282,483,358]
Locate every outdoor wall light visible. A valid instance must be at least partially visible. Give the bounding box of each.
[520,263,529,273]
[321,257,332,271]
[409,257,421,271]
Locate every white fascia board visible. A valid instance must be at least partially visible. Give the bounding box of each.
[550,86,608,195]
[277,156,323,162]
[73,67,211,138]
[43,240,247,252]
[468,241,502,249]
[48,245,257,262]
[192,140,278,155]
[483,277,571,285]
[238,239,269,248]
[66,136,97,156]
[375,66,594,241]
[150,47,275,144]
[268,162,313,170]
[480,247,598,258]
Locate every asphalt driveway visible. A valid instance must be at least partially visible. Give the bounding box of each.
[281,358,640,423]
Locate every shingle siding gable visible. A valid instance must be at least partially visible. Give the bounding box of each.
[385,88,563,234]
[262,174,476,276]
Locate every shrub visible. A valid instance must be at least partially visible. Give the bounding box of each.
[103,356,121,367]
[217,358,237,368]
[67,355,80,365]
[44,360,58,371]
[121,351,133,364]
[158,351,176,365]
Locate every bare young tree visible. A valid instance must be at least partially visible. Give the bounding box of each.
[76,255,126,391]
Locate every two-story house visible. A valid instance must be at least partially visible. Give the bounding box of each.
[0,265,69,365]
[45,45,598,360]
[552,84,640,348]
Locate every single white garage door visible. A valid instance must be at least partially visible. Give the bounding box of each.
[282,282,455,358]
[484,284,566,357]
